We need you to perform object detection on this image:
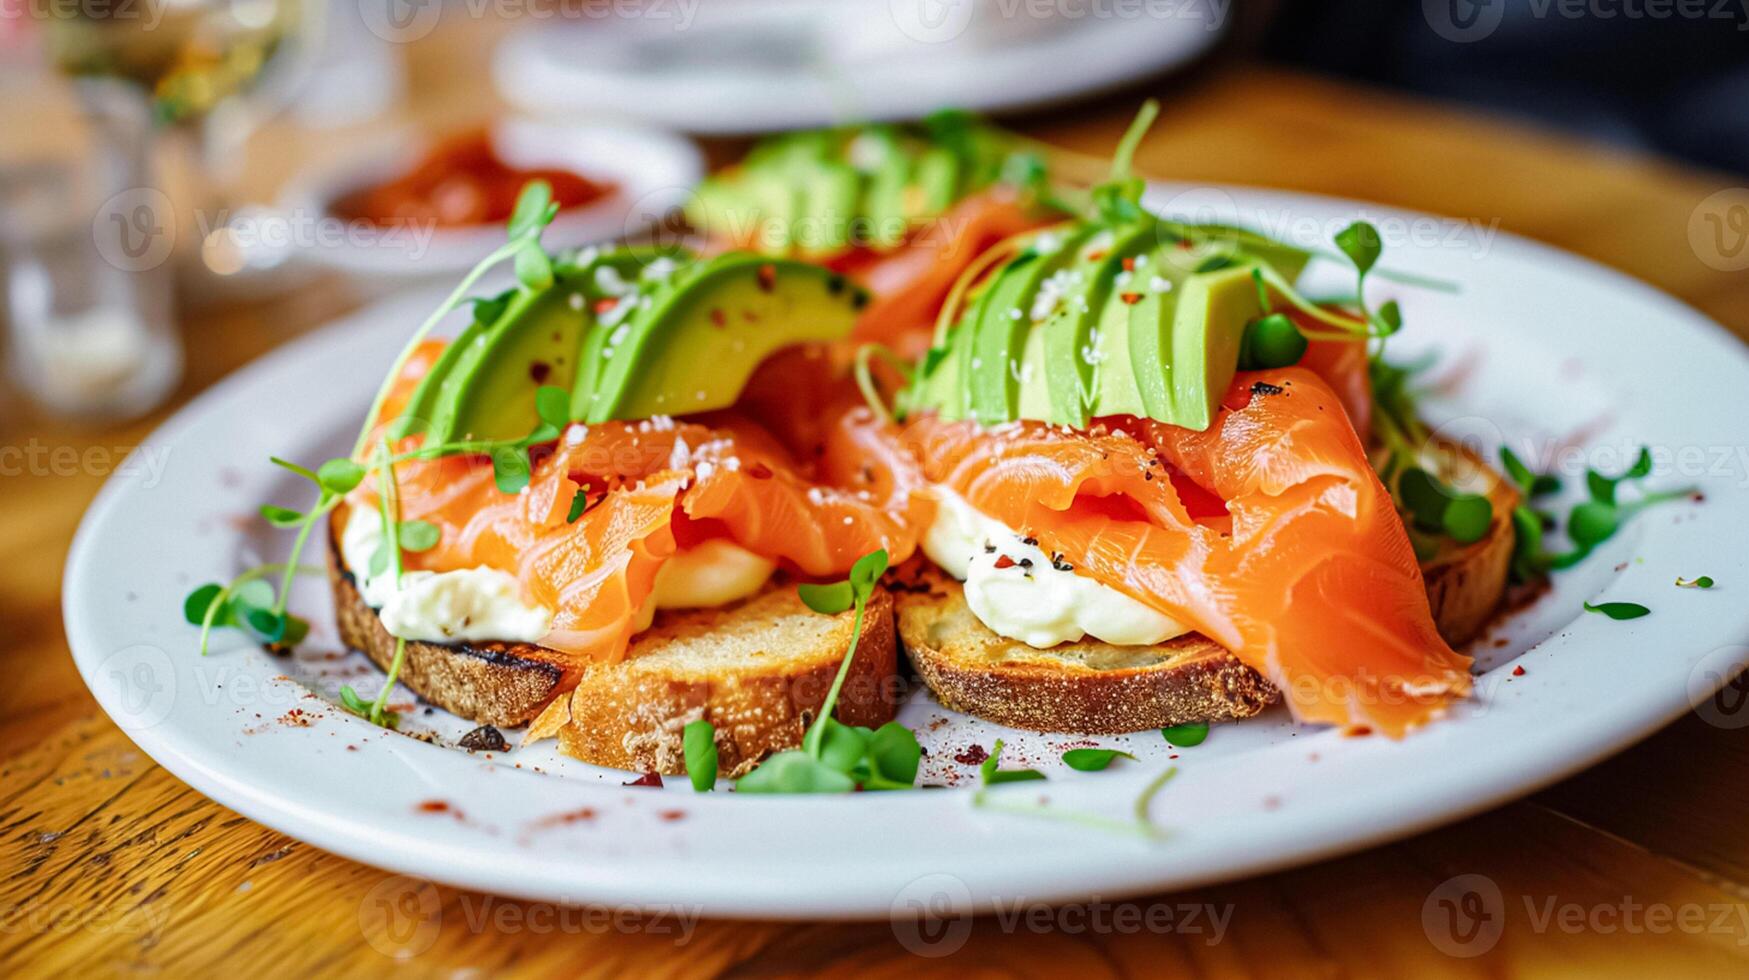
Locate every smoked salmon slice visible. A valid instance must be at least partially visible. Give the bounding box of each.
[350,342,929,664]
[899,367,1470,736]
[843,190,1054,355]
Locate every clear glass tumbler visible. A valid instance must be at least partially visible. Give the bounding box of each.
[0,78,180,423]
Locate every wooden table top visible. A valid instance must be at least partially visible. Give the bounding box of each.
[5,33,1749,978]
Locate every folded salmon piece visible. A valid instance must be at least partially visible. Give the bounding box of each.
[898,366,1471,736]
[352,342,932,664]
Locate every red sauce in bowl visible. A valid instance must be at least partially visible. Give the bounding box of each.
[333,129,614,228]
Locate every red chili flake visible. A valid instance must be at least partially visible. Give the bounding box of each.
[1121,256,1136,271]
[1512,665,1526,676]
[745,462,773,480]
[624,771,663,788]
[953,745,989,766]
[756,263,777,292]
[593,298,618,315]
[992,555,1017,569]
[1085,249,1107,262]
[1176,239,1192,250]
[416,800,451,813]
[1119,292,1143,305]
[528,361,551,384]
[709,307,727,328]
[658,809,687,822]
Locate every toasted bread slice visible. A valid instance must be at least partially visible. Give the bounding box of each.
[1418,439,1523,646]
[327,507,897,774]
[529,585,895,777]
[896,439,1519,734]
[892,563,1277,733]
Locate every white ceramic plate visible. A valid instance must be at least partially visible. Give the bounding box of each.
[494,2,1224,133]
[270,118,702,283]
[65,186,1749,918]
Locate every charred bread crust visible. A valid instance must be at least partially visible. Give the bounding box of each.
[328,521,573,726]
[892,563,1277,734]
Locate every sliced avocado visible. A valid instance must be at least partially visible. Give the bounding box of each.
[570,251,695,421]
[1039,223,1158,426]
[1125,260,1261,431]
[392,289,512,439]
[795,161,862,256]
[857,127,914,250]
[909,146,962,221]
[586,255,868,423]
[966,227,1095,425]
[422,286,586,446]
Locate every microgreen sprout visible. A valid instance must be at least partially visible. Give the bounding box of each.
[736,550,924,794]
[1161,722,1209,747]
[1061,748,1135,772]
[683,719,718,792]
[1676,575,1715,589]
[1503,445,1695,581]
[1583,601,1651,621]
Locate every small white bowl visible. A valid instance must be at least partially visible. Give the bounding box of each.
[275,119,703,283]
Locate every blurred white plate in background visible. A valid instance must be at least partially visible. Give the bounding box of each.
[493,0,1227,133]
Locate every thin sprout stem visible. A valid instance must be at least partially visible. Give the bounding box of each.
[370,637,407,725]
[802,597,867,759]
[349,234,534,459]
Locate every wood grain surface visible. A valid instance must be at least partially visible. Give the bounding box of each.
[5,22,1749,979]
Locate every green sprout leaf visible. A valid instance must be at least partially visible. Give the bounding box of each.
[1442,493,1493,544]
[848,548,890,599]
[184,583,224,625]
[735,750,857,794]
[1584,601,1650,621]
[566,486,594,523]
[1239,313,1308,370]
[868,722,922,787]
[491,446,531,495]
[1373,299,1404,335]
[506,180,555,240]
[1161,722,1209,746]
[317,458,366,496]
[534,385,570,430]
[397,519,440,553]
[980,739,1046,785]
[1676,575,1715,589]
[258,504,306,528]
[1062,748,1136,772]
[683,719,718,792]
[797,580,854,615]
[1334,221,1382,279]
[1567,501,1619,549]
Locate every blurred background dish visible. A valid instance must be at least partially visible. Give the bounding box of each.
[270,118,702,283]
[492,0,1225,133]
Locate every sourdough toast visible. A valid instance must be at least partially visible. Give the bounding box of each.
[328,508,897,773]
[896,439,1519,734]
